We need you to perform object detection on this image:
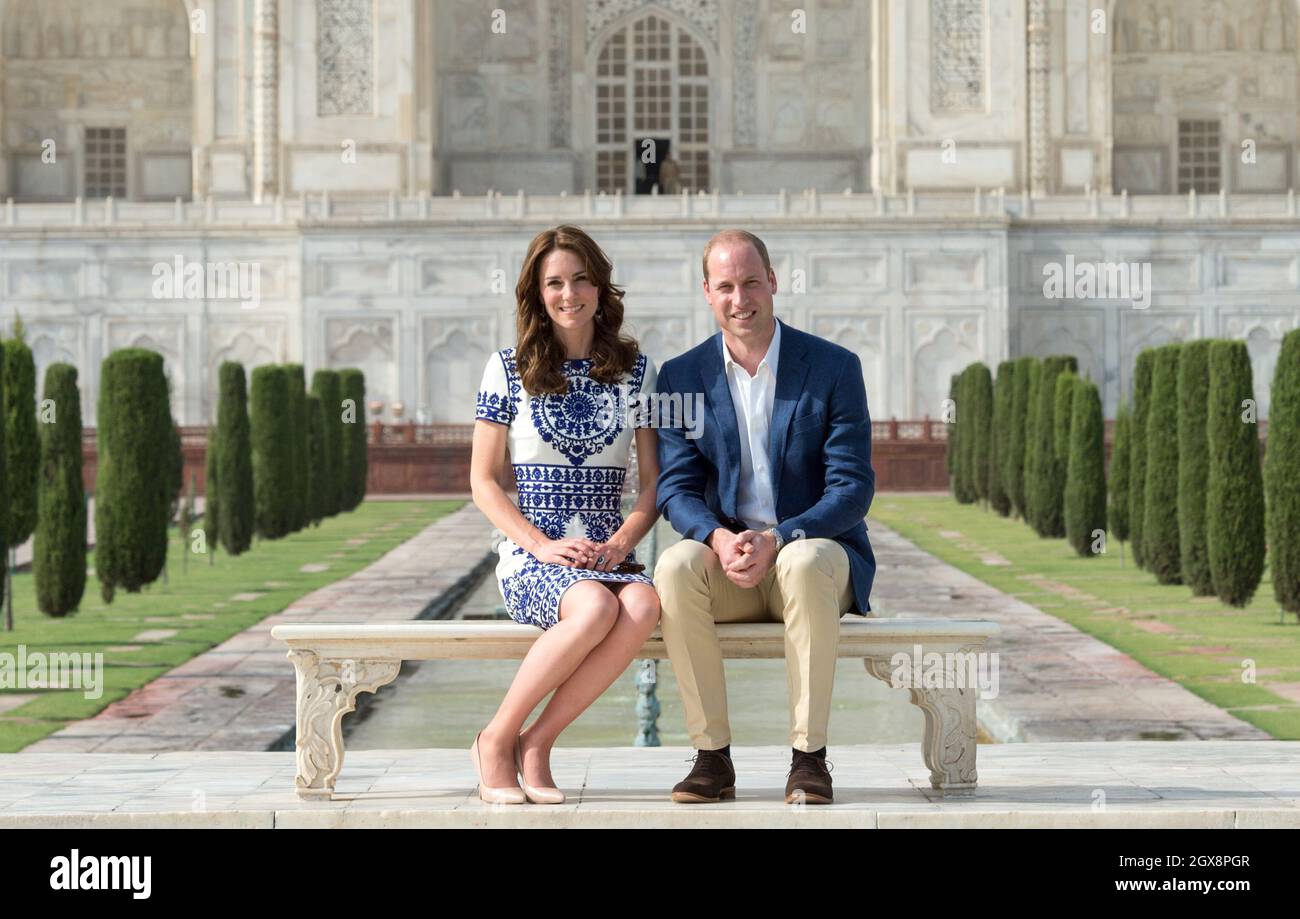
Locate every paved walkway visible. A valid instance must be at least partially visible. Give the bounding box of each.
[2,742,1296,827]
[19,502,494,755]
[865,521,1270,742]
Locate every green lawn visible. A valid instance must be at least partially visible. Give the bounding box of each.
[0,499,463,752]
[868,494,1300,740]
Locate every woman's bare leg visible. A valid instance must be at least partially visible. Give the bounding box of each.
[475,580,619,787]
[518,582,661,788]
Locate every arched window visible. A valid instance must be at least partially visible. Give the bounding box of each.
[594,13,710,194]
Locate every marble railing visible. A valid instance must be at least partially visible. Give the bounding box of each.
[5,189,1300,229]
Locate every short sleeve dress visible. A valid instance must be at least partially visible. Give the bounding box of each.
[475,348,658,630]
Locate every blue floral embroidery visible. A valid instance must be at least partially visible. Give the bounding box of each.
[474,348,522,424]
[479,349,655,631]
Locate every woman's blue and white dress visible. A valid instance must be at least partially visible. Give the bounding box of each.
[475,348,658,630]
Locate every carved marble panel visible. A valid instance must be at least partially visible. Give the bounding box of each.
[911,315,982,417]
[905,251,987,292]
[808,253,887,292]
[809,311,886,414]
[1018,309,1106,388]
[325,316,396,409]
[205,321,287,423]
[423,315,496,423]
[930,0,986,113]
[317,0,375,116]
[586,0,719,46]
[1118,311,1200,400]
[6,261,83,299]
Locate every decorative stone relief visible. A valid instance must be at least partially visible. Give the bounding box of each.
[623,313,690,371]
[930,0,986,113]
[423,316,495,423]
[912,316,981,418]
[1018,310,1105,389]
[733,0,759,146]
[549,0,571,147]
[1116,0,1292,54]
[586,0,719,46]
[206,323,284,423]
[317,0,374,117]
[317,0,374,116]
[811,313,884,409]
[326,317,395,410]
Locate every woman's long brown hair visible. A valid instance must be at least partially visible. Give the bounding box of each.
[514,225,639,395]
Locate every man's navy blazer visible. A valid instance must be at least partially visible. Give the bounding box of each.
[653,318,877,615]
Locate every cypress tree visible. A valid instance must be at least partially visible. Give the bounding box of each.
[1007,356,1036,519]
[251,365,296,539]
[946,372,960,497]
[1128,349,1156,568]
[970,363,994,503]
[204,420,219,564]
[1109,400,1132,548]
[338,368,368,511]
[1266,328,1300,615]
[216,362,254,556]
[1177,339,1215,595]
[307,394,326,527]
[1053,369,1078,463]
[34,363,87,615]
[953,366,975,503]
[95,348,171,603]
[1028,355,1078,537]
[1144,343,1183,584]
[1020,358,1043,524]
[284,364,309,531]
[0,344,7,619]
[1065,377,1106,558]
[311,369,343,517]
[2,335,38,554]
[989,360,1015,516]
[1206,340,1266,606]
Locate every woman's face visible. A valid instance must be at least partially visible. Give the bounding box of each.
[539,247,598,333]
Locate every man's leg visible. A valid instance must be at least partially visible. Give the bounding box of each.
[766,539,854,752]
[654,538,767,750]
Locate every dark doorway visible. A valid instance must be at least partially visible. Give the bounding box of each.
[633,136,671,194]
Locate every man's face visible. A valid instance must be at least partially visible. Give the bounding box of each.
[703,240,777,344]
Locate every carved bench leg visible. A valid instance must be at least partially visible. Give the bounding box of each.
[288,650,401,799]
[864,656,980,796]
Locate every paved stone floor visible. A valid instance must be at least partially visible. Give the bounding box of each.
[18,501,495,754]
[2,742,1297,828]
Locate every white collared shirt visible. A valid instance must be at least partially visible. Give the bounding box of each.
[723,319,781,531]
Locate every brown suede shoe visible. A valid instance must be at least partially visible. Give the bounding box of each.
[785,749,833,804]
[670,748,736,803]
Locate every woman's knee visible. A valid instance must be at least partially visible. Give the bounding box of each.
[618,584,661,634]
[559,582,621,637]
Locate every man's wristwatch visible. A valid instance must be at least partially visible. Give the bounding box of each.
[764,527,785,553]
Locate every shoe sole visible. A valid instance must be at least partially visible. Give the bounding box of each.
[784,791,833,805]
[670,787,736,803]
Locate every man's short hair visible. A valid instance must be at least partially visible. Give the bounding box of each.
[702,230,772,283]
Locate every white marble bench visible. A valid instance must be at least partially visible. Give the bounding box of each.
[271,617,1000,800]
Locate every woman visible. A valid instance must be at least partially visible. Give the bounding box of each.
[468,224,662,804]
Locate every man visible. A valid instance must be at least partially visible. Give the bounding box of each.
[653,229,876,805]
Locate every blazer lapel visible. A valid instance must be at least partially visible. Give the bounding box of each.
[767,319,810,506]
[700,332,742,517]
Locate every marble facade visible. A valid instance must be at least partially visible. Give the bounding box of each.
[0,2,1296,429]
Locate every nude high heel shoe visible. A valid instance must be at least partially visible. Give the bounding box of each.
[516,735,566,804]
[471,731,526,804]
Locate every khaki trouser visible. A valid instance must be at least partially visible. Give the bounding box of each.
[653,537,854,752]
